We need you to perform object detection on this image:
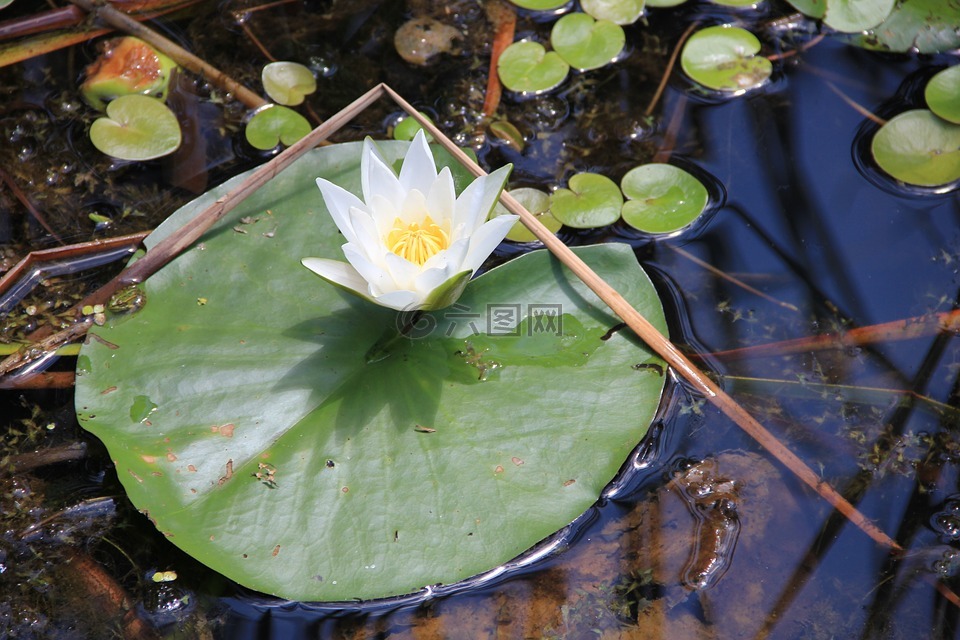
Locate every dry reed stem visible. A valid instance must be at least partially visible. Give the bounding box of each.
[68,0,268,110]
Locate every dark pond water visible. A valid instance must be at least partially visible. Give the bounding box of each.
[2,0,960,638]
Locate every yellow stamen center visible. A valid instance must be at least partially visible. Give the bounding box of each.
[386,215,449,266]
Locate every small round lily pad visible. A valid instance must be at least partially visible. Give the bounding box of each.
[245,104,312,150]
[261,61,317,106]
[680,25,772,93]
[550,173,623,228]
[392,112,435,141]
[620,164,709,234]
[509,0,569,9]
[580,0,644,25]
[89,94,181,161]
[925,66,960,124]
[498,41,570,94]
[871,109,960,187]
[550,13,625,71]
[492,188,563,242]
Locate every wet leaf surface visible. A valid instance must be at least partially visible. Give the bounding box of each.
[74,142,667,602]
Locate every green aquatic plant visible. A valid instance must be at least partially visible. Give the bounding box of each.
[261,61,317,106]
[786,0,895,33]
[550,172,623,228]
[550,13,626,71]
[925,66,960,124]
[244,104,311,151]
[508,0,568,9]
[498,40,570,93]
[88,94,181,161]
[680,25,772,93]
[871,110,960,188]
[620,163,709,234]
[850,0,960,54]
[74,140,668,602]
[493,188,563,242]
[580,0,645,26]
[392,111,435,141]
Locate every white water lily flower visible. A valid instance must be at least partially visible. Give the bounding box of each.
[302,130,516,311]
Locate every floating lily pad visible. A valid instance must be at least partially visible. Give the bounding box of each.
[925,66,960,124]
[261,61,317,106]
[550,13,625,71]
[710,0,763,6]
[620,164,709,234]
[75,141,667,602]
[550,173,623,228]
[871,109,960,187]
[89,94,181,161]
[853,0,960,54]
[509,0,569,9]
[492,188,563,242]
[392,112,435,141]
[789,0,895,32]
[580,0,644,25]
[245,104,312,150]
[498,40,570,94]
[680,25,772,93]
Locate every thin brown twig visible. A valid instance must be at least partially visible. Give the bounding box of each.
[68,0,268,110]
[765,33,825,61]
[667,244,800,312]
[0,371,76,389]
[0,166,64,244]
[824,80,886,126]
[237,20,276,62]
[384,83,902,554]
[645,20,699,118]
[651,93,687,164]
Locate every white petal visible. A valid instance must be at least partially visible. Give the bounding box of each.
[301,258,370,295]
[348,207,386,259]
[398,130,438,194]
[461,214,517,273]
[367,194,400,238]
[426,168,457,226]
[452,164,512,238]
[414,264,455,296]
[362,138,406,207]
[383,251,422,290]
[373,289,423,311]
[399,189,429,225]
[316,178,363,245]
[343,244,396,296]
[421,238,468,272]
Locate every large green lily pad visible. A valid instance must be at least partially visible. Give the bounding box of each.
[75,142,667,602]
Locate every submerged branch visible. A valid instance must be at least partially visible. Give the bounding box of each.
[699,310,960,361]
